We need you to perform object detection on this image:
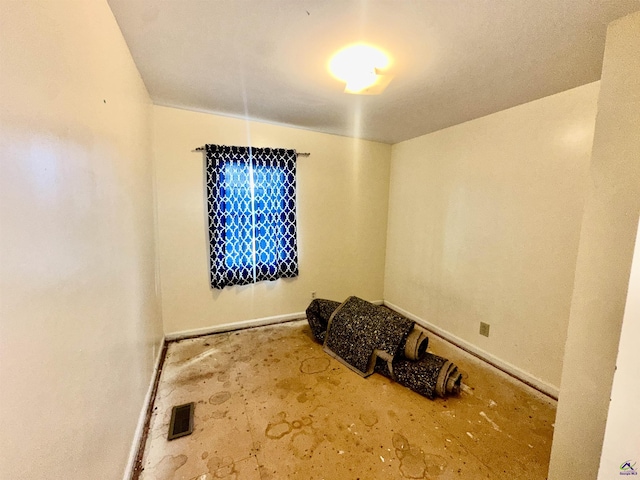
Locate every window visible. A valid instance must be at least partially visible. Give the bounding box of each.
[205,144,298,289]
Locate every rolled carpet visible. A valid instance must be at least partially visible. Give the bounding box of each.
[306,298,341,343]
[323,296,415,377]
[305,297,463,399]
[306,298,429,364]
[375,353,462,399]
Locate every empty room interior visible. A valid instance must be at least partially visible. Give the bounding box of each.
[2,1,640,479]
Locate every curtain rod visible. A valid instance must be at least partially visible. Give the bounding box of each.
[192,146,310,157]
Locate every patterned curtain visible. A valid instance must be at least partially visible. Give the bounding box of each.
[205,144,298,289]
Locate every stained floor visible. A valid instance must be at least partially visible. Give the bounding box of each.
[137,320,556,480]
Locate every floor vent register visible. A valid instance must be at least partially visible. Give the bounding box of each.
[167,402,194,440]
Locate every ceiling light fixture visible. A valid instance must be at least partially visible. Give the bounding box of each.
[329,44,394,95]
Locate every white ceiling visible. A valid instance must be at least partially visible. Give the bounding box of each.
[107,0,640,144]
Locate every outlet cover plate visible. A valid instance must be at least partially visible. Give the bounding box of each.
[479,322,490,337]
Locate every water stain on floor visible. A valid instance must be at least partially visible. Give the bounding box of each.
[300,356,330,374]
[290,428,323,459]
[153,454,188,479]
[208,391,231,405]
[360,411,379,427]
[265,412,292,439]
[206,456,237,479]
[296,391,314,403]
[137,320,556,480]
[392,433,449,479]
[393,433,425,478]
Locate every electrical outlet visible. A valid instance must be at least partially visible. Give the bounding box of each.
[479,322,490,337]
[311,291,317,299]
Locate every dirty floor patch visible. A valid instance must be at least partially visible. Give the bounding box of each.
[137,320,556,480]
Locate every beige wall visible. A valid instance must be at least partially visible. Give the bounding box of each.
[0,1,163,479]
[384,82,600,393]
[598,220,640,479]
[153,106,391,335]
[549,11,640,480]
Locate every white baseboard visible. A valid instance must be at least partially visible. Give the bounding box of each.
[123,337,165,480]
[165,299,383,342]
[384,301,559,399]
[165,311,306,341]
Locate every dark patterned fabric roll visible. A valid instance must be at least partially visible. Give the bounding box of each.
[305,299,341,343]
[305,297,464,399]
[323,296,414,377]
[375,353,462,399]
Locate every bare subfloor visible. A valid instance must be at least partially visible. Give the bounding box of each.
[138,320,556,480]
